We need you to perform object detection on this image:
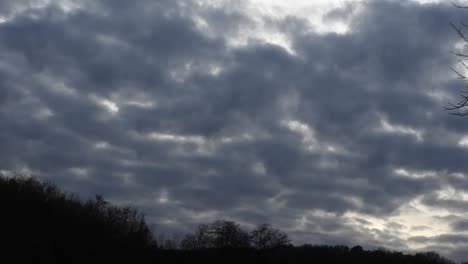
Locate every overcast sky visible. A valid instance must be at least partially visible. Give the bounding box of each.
[3,0,468,261]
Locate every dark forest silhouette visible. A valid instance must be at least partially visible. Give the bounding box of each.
[0,174,460,264]
[1,175,157,263]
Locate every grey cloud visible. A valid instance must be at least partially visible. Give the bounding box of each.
[409,234,468,245]
[451,220,468,231]
[412,225,431,232]
[421,193,468,212]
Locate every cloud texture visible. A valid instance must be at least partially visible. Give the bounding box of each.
[2,0,468,261]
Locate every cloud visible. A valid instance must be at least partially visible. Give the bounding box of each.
[451,219,468,231]
[1,0,468,261]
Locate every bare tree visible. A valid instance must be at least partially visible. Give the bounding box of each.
[180,220,250,249]
[446,3,468,115]
[211,220,250,248]
[180,224,213,249]
[156,232,180,249]
[250,223,289,249]
[180,233,198,250]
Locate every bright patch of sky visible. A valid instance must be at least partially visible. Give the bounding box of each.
[0,0,85,24]
[248,0,359,33]
[194,0,451,54]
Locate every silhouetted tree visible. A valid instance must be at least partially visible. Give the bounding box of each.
[163,238,179,249]
[157,233,180,249]
[415,251,454,264]
[180,220,249,249]
[180,223,213,249]
[180,223,217,249]
[250,223,289,249]
[180,233,198,250]
[446,3,468,115]
[211,220,250,248]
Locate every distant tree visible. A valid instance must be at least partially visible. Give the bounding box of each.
[180,224,212,249]
[163,239,179,250]
[350,245,364,254]
[415,251,455,264]
[211,220,250,248]
[180,220,250,249]
[195,224,214,248]
[180,233,198,250]
[250,223,289,249]
[156,232,180,249]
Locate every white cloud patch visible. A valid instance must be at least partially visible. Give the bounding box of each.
[393,167,437,179]
[378,117,424,142]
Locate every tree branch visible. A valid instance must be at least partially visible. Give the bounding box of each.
[452,2,468,9]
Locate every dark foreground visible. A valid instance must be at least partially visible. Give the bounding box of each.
[156,248,455,264]
[0,175,458,264]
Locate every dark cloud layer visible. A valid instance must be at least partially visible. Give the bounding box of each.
[2,0,468,261]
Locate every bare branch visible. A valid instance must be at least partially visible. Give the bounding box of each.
[447,4,468,116]
[450,51,468,57]
[450,22,468,43]
[450,111,468,116]
[452,2,468,9]
[444,96,468,116]
[451,67,467,79]
[461,21,468,28]
[461,61,468,71]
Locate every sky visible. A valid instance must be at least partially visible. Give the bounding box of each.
[3,0,468,261]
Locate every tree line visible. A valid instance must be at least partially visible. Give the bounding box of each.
[0,174,461,264]
[178,220,289,250]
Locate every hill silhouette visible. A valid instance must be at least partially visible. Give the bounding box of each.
[0,175,157,263]
[0,174,459,264]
